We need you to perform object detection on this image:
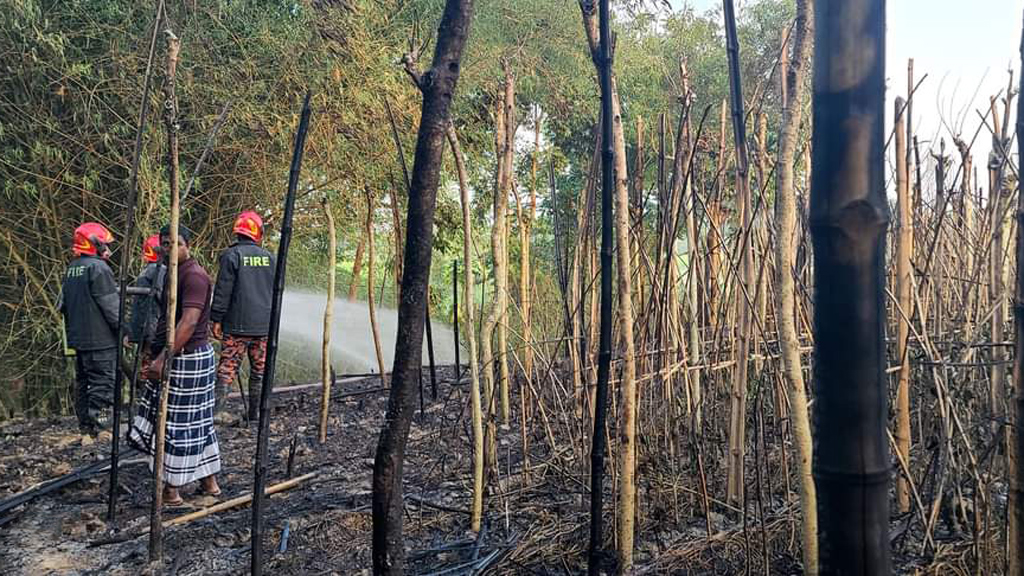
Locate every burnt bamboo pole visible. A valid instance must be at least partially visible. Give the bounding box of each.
[586,0,615,571]
[107,0,163,523]
[1008,12,1024,573]
[810,1,891,573]
[251,91,312,576]
[723,0,754,508]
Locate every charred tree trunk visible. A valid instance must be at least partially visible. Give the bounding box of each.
[774,1,817,572]
[371,1,474,572]
[810,1,891,573]
[1008,14,1024,573]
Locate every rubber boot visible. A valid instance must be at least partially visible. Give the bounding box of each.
[247,374,262,422]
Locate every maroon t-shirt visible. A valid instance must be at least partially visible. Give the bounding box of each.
[153,257,212,354]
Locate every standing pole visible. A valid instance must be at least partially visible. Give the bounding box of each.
[722,0,754,509]
[894,96,913,515]
[453,260,460,378]
[319,198,337,444]
[1008,11,1024,573]
[149,27,180,563]
[425,292,438,401]
[108,0,163,523]
[371,0,475,569]
[588,0,614,572]
[251,92,312,576]
[810,0,891,573]
[388,96,436,402]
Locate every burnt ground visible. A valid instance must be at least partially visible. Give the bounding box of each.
[0,366,979,575]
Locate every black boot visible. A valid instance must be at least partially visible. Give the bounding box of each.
[247,374,262,422]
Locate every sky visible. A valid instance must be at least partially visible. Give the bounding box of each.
[671,0,1024,194]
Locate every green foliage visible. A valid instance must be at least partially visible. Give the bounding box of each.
[0,0,800,417]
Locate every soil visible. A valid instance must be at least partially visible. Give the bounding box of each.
[0,366,967,575]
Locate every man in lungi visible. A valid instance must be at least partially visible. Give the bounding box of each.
[130,224,221,506]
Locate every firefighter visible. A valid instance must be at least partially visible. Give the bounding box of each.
[60,222,120,436]
[211,211,275,422]
[128,234,165,348]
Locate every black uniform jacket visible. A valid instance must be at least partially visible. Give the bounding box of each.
[211,238,275,336]
[61,255,120,351]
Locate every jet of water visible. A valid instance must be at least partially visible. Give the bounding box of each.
[278,289,463,375]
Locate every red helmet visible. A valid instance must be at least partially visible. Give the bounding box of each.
[142,234,161,263]
[73,222,114,257]
[233,211,264,242]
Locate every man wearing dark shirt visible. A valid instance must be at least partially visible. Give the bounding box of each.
[129,224,221,507]
[60,222,119,436]
[211,211,275,421]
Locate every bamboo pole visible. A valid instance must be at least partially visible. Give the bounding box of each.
[108,0,163,523]
[348,234,366,301]
[319,199,337,444]
[166,472,315,528]
[366,189,388,388]
[774,2,817,572]
[251,92,311,576]
[581,0,615,572]
[723,0,754,509]
[447,122,484,533]
[1008,15,1024,573]
[894,96,914,516]
[810,0,891,573]
[148,28,180,564]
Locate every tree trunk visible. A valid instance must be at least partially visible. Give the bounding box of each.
[774,1,818,572]
[810,1,891,573]
[446,123,484,533]
[319,199,336,444]
[370,2,474,571]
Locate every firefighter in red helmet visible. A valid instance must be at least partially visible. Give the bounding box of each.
[128,234,165,351]
[60,222,120,435]
[211,211,275,423]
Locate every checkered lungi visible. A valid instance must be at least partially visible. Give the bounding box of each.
[129,343,221,486]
